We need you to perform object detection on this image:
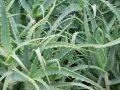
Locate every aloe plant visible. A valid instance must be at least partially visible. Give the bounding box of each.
[0,0,120,90]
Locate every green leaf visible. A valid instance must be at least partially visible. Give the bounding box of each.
[19,0,32,14]
[33,66,104,90]
[13,67,40,90]
[100,0,120,21]
[9,17,20,44]
[0,0,12,54]
[27,0,56,40]
[48,4,82,34]
[55,82,94,90]
[35,48,50,84]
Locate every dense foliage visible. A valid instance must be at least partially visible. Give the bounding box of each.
[0,0,120,90]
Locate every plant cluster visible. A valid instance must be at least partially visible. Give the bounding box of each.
[0,0,120,90]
